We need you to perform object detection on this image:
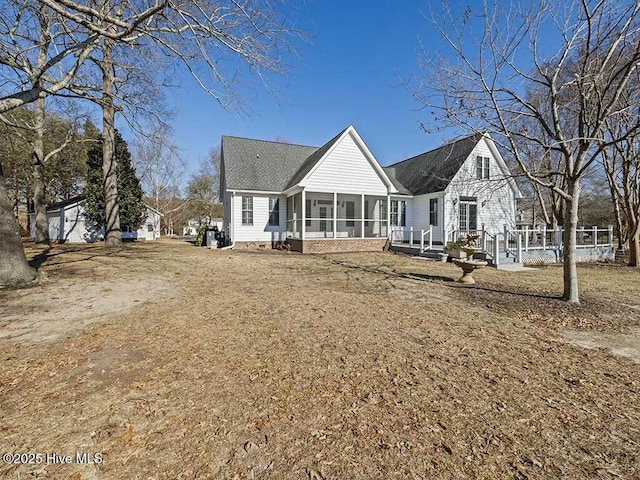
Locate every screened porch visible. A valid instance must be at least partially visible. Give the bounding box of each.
[286,192,389,239]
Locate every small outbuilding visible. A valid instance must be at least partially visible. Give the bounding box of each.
[30,196,161,243]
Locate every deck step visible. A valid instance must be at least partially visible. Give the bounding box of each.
[390,245,529,269]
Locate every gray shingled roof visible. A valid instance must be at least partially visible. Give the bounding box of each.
[384,133,482,195]
[46,195,84,212]
[222,130,482,196]
[221,136,319,192]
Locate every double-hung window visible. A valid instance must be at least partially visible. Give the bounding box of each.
[390,200,406,227]
[476,156,490,179]
[242,196,253,225]
[268,197,280,226]
[429,198,438,226]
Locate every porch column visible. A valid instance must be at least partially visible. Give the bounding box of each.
[333,192,337,239]
[361,194,365,239]
[386,195,390,238]
[301,189,306,240]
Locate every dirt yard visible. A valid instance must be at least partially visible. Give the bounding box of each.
[0,241,639,479]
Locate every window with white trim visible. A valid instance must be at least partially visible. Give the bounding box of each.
[242,196,253,225]
[268,197,280,226]
[476,156,490,179]
[459,196,477,231]
[429,198,438,226]
[390,200,406,227]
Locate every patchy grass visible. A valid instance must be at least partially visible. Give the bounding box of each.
[0,242,639,479]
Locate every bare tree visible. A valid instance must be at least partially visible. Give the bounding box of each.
[601,108,640,266]
[0,114,31,218]
[0,0,305,284]
[0,0,161,113]
[1,4,84,244]
[134,122,188,235]
[186,156,221,225]
[0,162,36,285]
[413,0,640,302]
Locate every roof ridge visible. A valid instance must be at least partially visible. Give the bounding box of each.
[222,135,318,149]
[387,132,482,167]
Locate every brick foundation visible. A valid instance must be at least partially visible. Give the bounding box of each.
[233,241,273,250]
[287,238,387,254]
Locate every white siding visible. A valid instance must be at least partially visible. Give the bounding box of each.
[445,138,517,236]
[232,193,287,243]
[138,210,161,240]
[303,132,388,195]
[48,212,62,241]
[35,202,159,243]
[57,203,103,243]
[410,194,444,243]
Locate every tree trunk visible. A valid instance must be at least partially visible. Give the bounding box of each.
[101,33,121,247]
[562,178,580,303]
[32,95,49,244]
[603,157,627,250]
[628,219,639,267]
[0,164,36,286]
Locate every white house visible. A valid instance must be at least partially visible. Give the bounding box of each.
[31,196,162,243]
[220,126,521,253]
[384,132,522,245]
[182,218,223,236]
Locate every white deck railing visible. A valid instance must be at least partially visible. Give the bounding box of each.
[506,226,614,251]
[390,226,433,253]
[392,224,614,264]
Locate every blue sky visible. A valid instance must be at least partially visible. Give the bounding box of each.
[166,0,456,174]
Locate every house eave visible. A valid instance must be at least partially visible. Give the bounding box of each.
[227,188,284,195]
[483,134,524,199]
[282,185,303,196]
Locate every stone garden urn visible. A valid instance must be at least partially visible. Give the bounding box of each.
[452,245,487,284]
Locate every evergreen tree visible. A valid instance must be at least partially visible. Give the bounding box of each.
[82,124,144,232]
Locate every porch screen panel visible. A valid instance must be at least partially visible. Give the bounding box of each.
[346,201,355,226]
[379,201,387,221]
[319,207,327,232]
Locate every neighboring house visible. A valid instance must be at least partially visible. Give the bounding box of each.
[220,125,521,253]
[182,218,223,236]
[30,196,162,243]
